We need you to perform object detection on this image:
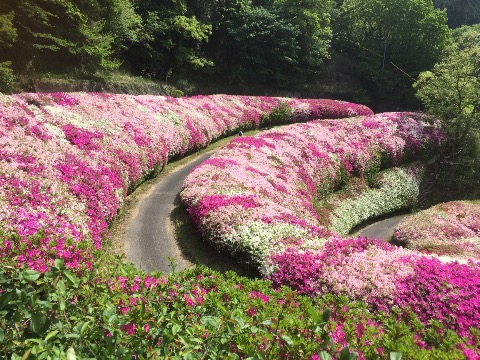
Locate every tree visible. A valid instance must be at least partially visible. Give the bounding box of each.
[0,9,17,92]
[333,0,451,108]
[414,24,480,195]
[433,0,480,28]
[2,0,140,77]
[125,0,212,79]
[205,0,332,87]
[414,24,480,147]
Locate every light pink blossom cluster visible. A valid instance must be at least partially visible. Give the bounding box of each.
[0,92,369,271]
[393,201,480,261]
[181,112,445,268]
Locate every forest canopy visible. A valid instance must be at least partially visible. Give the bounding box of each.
[0,0,475,108]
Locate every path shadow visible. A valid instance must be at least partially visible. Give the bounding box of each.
[170,194,261,279]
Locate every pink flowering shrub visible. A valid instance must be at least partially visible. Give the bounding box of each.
[181,112,445,269]
[0,92,369,272]
[268,237,480,340]
[393,201,480,260]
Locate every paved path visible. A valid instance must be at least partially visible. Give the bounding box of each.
[355,214,409,241]
[125,152,213,273]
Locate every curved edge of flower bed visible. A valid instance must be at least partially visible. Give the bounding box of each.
[181,112,446,272]
[392,200,480,261]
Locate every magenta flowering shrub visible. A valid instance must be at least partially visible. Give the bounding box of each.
[268,237,480,340]
[181,112,445,269]
[393,201,480,260]
[0,92,369,272]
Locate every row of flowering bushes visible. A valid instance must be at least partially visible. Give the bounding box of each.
[181,112,444,270]
[392,200,480,260]
[181,112,480,348]
[0,92,371,273]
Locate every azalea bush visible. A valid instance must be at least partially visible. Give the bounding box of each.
[181,112,445,271]
[268,237,480,348]
[0,92,370,273]
[392,201,480,260]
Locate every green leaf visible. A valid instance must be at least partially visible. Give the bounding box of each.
[0,328,4,342]
[63,270,79,287]
[322,308,331,322]
[172,324,181,335]
[23,269,40,282]
[281,334,294,346]
[0,292,13,306]
[30,313,47,335]
[54,259,64,270]
[66,347,76,360]
[320,352,332,360]
[339,347,352,360]
[65,333,81,339]
[390,352,403,360]
[45,330,59,341]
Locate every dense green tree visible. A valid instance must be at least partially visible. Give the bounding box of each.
[433,0,480,28]
[205,0,332,87]
[333,0,450,108]
[414,24,480,196]
[415,24,480,147]
[2,0,140,77]
[125,0,212,79]
[0,10,17,93]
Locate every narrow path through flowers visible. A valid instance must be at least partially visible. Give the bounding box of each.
[115,151,214,273]
[116,149,410,275]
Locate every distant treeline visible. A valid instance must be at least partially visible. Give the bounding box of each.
[0,0,478,106]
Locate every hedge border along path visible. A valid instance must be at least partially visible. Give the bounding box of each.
[181,112,480,344]
[0,92,371,273]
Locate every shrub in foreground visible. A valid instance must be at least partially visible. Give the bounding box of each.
[0,255,474,359]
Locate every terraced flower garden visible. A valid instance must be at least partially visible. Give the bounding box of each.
[0,92,478,359]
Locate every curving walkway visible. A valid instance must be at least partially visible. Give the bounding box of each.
[116,149,410,274]
[355,214,408,240]
[122,152,214,273]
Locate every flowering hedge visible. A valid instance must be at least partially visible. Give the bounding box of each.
[0,92,371,272]
[181,112,444,271]
[392,201,480,260]
[269,237,480,340]
[182,112,480,348]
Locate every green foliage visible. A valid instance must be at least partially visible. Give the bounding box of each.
[0,61,15,93]
[206,0,332,87]
[0,11,17,50]
[433,0,480,28]
[260,102,294,127]
[333,0,451,108]
[414,24,480,197]
[125,0,212,79]
[414,24,480,147]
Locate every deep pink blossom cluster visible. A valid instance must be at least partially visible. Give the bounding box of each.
[0,92,369,272]
[181,112,445,266]
[393,201,480,260]
[269,237,480,339]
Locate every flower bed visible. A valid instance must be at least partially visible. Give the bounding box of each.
[392,201,480,260]
[181,112,444,270]
[269,237,480,340]
[182,112,480,348]
[0,92,370,272]
[1,92,478,357]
